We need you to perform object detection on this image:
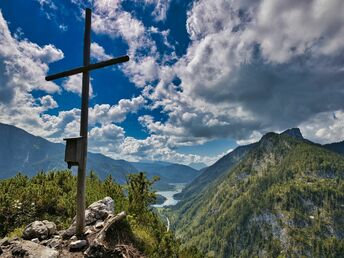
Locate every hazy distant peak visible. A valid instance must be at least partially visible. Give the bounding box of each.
[281,128,304,140]
[188,162,207,170]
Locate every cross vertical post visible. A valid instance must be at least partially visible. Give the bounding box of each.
[76,7,91,236]
[45,8,129,236]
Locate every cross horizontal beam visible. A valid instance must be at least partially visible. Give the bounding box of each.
[45,55,129,81]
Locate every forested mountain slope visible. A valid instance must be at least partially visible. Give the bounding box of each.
[169,131,344,257]
[175,143,255,200]
[176,128,305,201]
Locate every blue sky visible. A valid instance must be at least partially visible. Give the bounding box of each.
[0,0,344,167]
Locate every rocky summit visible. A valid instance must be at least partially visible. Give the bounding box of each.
[0,197,143,258]
[280,128,304,140]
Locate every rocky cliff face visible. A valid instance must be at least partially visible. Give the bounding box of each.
[0,197,143,258]
[281,128,304,140]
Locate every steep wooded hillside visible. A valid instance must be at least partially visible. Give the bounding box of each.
[169,132,344,257]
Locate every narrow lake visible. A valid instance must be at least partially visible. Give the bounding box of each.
[152,183,186,208]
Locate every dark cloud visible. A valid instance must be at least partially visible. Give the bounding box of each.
[230,60,344,130]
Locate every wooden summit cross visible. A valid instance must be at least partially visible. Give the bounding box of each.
[45,8,129,235]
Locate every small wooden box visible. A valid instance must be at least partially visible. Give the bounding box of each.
[63,136,84,168]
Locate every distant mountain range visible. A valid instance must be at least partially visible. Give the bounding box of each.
[168,128,344,257]
[131,161,199,190]
[0,123,199,188]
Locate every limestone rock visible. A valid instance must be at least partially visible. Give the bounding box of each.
[53,235,62,240]
[83,196,114,225]
[7,240,58,258]
[85,228,94,235]
[46,237,62,249]
[62,225,76,239]
[85,211,144,258]
[43,220,57,235]
[23,221,47,240]
[0,209,143,257]
[64,197,114,239]
[95,221,104,229]
[40,239,49,246]
[69,239,88,251]
[31,238,40,244]
[22,220,56,240]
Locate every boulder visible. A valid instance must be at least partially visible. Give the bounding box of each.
[83,196,114,225]
[69,239,88,251]
[62,225,76,239]
[23,220,56,240]
[85,211,143,258]
[63,197,114,239]
[9,240,58,258]
[43,220,57,235]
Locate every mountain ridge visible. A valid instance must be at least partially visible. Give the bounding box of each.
[0,123,198,187]
[168,129,344,257]
[177,127,343,200]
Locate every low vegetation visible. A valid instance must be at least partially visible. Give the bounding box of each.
[0,170,202,257]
